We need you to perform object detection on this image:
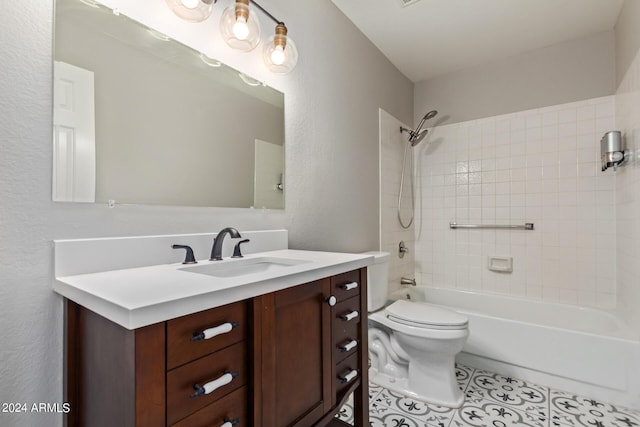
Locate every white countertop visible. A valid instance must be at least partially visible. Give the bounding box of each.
[54,249,373,329]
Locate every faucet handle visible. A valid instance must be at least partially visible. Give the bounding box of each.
[232,239,250,258]
[172,244,197,264]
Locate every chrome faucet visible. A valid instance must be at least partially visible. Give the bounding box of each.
[210,227,242,261]
[400,277,416,286]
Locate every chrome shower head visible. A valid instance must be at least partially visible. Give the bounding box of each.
[423,110,438,121]
[414,109,438,134]
[410,129,428,146]
[400,109,438,146]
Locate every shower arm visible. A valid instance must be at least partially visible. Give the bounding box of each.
[400,126,413,136]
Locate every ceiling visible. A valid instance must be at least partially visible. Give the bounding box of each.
[331,0,624,83]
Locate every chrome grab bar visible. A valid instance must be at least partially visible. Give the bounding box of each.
[449,222,534,231]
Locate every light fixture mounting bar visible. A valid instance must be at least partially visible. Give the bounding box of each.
[249,0,283,25]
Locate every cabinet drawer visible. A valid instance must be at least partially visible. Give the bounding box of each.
[167,300,247,369]
[335,353,360,396]
[333,296,360,364]
[167,342,247,425]
[331,270,361,302]
[170,386,247,427]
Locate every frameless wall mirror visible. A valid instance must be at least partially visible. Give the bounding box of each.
[53,0,285,209]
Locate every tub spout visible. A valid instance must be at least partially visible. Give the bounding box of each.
[401,277,416,286]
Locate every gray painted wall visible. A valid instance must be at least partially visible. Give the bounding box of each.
[414,31,616,126]
[615,0,640,87]
[0,1,412,426]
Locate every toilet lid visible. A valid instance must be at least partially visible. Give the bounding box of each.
[385,300,468,330]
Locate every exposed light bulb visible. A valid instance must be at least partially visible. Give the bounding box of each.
[271,45,285,65]
[263,23,298,74]
[180,0,200,9]
[166,0,213,22]
[220,1,260,51]
[232,17,249,40]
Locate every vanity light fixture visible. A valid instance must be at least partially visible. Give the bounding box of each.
[220,0,261,51]
[165,0,216,23]
[166,0,299,74]
[262,22,298,74]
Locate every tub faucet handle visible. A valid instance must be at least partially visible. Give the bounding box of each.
[400,277,416,286]
[399,241,409,258]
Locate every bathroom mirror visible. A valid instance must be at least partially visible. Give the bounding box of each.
[53,0,285,209]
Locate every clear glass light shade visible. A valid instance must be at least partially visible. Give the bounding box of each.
[165,0,215,23]
[220,2,261,52]
[263,28,298,74]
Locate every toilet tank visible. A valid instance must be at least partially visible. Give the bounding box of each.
[363,251,390,312]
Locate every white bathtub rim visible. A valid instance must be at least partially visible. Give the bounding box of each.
[395,286,639,342]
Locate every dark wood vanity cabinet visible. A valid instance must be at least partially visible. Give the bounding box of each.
[65,268,368,427]
[255,278,333,426]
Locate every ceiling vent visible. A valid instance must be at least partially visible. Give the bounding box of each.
[398,0,421,7]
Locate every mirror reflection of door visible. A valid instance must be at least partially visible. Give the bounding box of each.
[254,139,284,209]
[52,61,96,202]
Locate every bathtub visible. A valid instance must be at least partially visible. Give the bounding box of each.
[398,286,640,410]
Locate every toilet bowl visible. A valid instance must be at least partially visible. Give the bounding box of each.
[365,252,469,408]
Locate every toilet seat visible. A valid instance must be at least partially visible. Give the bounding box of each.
[385,300,468,330]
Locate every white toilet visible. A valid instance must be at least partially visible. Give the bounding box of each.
[366,252,469,408]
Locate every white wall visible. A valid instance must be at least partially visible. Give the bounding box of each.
[414,97,617,308]
[254,139,284,209]
[414,31,616,126]
[0,1,412,426]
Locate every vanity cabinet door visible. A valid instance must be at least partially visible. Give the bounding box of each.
[256,278,333,427]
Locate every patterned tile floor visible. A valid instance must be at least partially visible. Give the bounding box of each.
[337,364,640,427]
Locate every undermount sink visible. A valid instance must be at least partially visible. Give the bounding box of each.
[179,256,311,278]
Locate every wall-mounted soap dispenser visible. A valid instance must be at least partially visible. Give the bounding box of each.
[601,131,627,171]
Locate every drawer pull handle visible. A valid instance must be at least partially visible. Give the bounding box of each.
[338,369,358,384]
[221,417,240,427]
[338,339,358,352]
[191,371,239,398]
[340,282,358,291]
[192,322,240,342]
[339,310,359,321]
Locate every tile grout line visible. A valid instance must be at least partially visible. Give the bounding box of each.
[449,366,478,427]
[546,387,551,427]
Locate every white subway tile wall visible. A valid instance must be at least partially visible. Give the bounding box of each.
[615,48,640,331]
[414,97,617,309]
